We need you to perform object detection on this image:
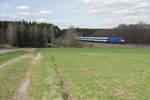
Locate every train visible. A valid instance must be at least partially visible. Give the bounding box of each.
[76,37,125,43]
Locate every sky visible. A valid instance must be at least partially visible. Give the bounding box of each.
[0,0,150,28]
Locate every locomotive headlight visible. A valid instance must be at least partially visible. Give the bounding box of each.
[121,40,125,42]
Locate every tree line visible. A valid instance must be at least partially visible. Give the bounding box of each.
[0,21,61,48]
[0,21,150,48]
[77,23,150,44]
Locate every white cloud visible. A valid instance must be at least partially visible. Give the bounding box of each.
[16,5,30,10]
[36,18,49,23]
[134,2,150,8]
[83,0,150,14]
[51,19,76,28]
[0,0,9,2]
[0,13,17,18]
[17,12,31,16]
[80,0,150,26]
[0,13,9,16]
[101,19,114,25]
[56,5,76,8]
[37,10,53,15]
[0,13,19,21]
[16,10,53,17]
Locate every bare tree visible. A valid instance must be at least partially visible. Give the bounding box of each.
[43,26,49,46]
[56,27,83,47]
[50,25,56,45]
[0,29,5,45]
[65,27,78,47]
[6,23,17,46]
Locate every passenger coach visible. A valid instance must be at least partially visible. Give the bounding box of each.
[77,37,125,43]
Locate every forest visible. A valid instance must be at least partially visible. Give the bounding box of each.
[0,21,61,48]
[77,23,150,44]
[0,21,150,48]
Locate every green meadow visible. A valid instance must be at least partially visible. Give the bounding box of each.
[0,48,150,100]
[39,48,150,100]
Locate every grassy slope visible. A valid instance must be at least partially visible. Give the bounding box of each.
[0,58,31,100]
[28,51,64,100]
[0,50,29,65]
[42,48,150,100]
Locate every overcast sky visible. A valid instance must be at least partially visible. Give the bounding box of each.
[0,0,150,28]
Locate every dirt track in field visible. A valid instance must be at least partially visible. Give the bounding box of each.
[51,58,74,100]
[55,67,74,100]
[0,48,36,54]
[0,54,34,70]
[11,53,42,100]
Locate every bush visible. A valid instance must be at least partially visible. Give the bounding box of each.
[55,27,85,48]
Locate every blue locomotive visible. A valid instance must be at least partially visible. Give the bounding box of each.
[77,37,125,43]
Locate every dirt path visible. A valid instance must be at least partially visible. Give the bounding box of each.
[0,48,36,54]
[55,67,74,100]
[51,59,74,100]
[0,54,34,70]
[11,53,42,100]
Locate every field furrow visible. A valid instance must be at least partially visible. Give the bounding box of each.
[28,52,65,100]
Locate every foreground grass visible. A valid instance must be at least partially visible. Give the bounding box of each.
[40,48,150,100]
[0,50,29,65]
[29,52,64,100]
[0,58,31,100]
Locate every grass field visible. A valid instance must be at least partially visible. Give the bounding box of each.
[0,48,150,100]
[40,48,150,100]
